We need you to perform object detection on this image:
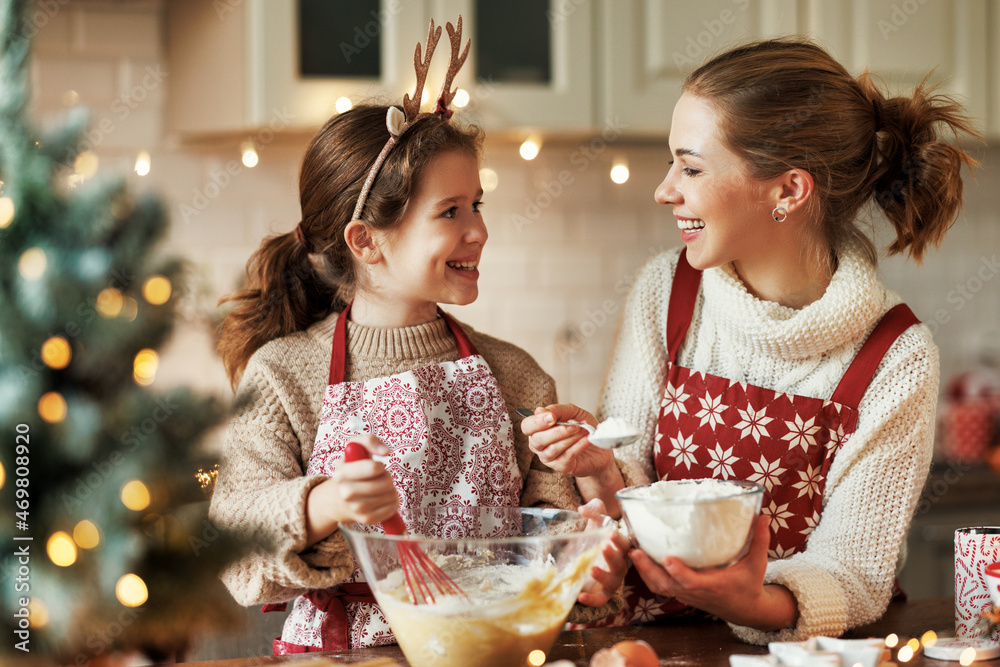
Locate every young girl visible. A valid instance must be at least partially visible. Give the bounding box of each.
[209,22,625,654]
[523,38,979,643]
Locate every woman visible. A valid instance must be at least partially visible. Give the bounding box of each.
[522,38,978,643]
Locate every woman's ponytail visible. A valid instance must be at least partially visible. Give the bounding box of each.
[860,72,981,263]
[217,230,341,388]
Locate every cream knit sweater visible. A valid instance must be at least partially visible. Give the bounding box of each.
[209,313,619,624]
[600,244,938,644]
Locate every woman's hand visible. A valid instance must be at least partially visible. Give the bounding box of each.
[575,499,631,607]
[305,434,399,545]
[520,404,612,478]
[521,403,627,517]
[629,515,799,631]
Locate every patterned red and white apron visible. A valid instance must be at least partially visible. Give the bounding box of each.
[592,249,918,626]
[267,307,522,653]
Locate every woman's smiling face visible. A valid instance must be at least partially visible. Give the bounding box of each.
[654,93,776,271]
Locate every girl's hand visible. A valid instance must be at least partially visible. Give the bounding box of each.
[520,404,613,478]
[629,515,798,630]
[305,435,398,545]
[575,499,631,607]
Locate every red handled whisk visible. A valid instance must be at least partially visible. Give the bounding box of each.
[343,442,469,605]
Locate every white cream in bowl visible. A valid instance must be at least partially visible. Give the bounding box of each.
[617,479,763,569]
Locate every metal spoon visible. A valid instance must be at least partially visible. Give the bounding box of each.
[515,407,638,449]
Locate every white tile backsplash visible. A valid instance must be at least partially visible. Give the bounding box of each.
[28,0,1000,419]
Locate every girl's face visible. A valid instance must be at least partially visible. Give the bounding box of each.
[654,92,775,271]
[372,149,486,319]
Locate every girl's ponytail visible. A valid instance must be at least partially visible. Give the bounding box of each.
[860,72,981,263]
[218,229,342,388]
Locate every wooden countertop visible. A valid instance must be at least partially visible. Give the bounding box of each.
[179,597,982,666]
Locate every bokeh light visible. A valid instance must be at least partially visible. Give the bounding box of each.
[479,167,498,194]
[47,531,77,567]
[38,392,67,423]
[115,574,148,607]
[142,275,171,305]
[959,647,977,666]
[610,163,630,184]
[885,633,899,648]
[73,520,100,549]
[18,247,47,280]
[133,349,158,386]
[41,336,72,369]
[453,88,470,108]
[527,649,545,666]
[0,196,13,228]
[122,297,139,322]
[920,630,937,648]
[121,480,151,511]
[74,151,99,178]
[241,141,258,168]
[96,287,125,317]
[135,150,151,176]
[0,461,5,489]
[28,598,49,628]
[897,645,914,662]
[335,96,352,113]
[519,139,540,161]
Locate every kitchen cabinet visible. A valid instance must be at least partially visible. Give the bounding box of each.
[167,0,997,139]
[598,0,995,140]
[166,0,431,135]
[598,0,800,134]
[425,0,595,132]
[165,0,593,136]
[802,0,991,140]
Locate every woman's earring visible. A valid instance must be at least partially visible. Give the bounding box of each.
[771,206,788,222]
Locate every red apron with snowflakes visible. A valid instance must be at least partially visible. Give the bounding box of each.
[590,249,918,626]
[268,307,522,653]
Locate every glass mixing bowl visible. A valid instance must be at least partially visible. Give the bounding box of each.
[341,506,612,667]
[617,479,764,569]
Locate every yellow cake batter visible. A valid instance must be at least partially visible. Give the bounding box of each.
[375,546,598,667]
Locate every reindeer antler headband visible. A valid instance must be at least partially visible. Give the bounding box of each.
[350,17,470,223]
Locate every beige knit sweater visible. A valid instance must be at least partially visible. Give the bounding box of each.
[600,244,938,644]
[209,312,619,624]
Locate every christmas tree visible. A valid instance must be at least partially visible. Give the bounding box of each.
[0,0,241,662]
